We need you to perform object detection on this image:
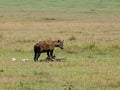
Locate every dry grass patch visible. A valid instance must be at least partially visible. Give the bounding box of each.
[0,21,120,51]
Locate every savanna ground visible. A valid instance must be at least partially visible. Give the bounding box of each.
[0,0,120,90]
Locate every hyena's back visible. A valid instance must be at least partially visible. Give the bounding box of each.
[35,40,56,52]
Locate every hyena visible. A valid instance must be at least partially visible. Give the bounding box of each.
[34,40,64,62]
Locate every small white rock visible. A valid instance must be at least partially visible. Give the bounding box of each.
[11,58,16,61]
[21,59,29,62]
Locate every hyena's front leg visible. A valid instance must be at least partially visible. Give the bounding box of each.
[50,50,56,61]
[47,51,50,57]
[50,50,53,57]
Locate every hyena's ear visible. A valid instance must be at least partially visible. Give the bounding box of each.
[57,39,60,42]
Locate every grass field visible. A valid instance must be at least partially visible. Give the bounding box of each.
[0,0,120,90]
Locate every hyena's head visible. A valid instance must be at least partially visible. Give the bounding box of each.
[55,40,64,49]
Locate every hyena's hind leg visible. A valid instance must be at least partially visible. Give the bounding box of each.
[34,45,41,62]
[35,52,41,62]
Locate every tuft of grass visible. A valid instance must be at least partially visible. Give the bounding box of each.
[69,36,76,41]
[110,44,120,50]
[0,34,2,38]
[63,81,76,90]
[59,30,67,33]
[16,39,36,43]
[14,49,26,53]
[81,42,98,51]
[65,45,81,54]
[42,18,56,21]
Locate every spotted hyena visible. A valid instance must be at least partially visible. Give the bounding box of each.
[34,40,64,62]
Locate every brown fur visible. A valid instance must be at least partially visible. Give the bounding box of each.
[38,40,57,51]
[34,40,64,62]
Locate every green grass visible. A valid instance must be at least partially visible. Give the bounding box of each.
[0,0,120,23]
[0,0,120,14]
[0,0,120,22]
[0,0,120,89]
[0,49,120,90]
